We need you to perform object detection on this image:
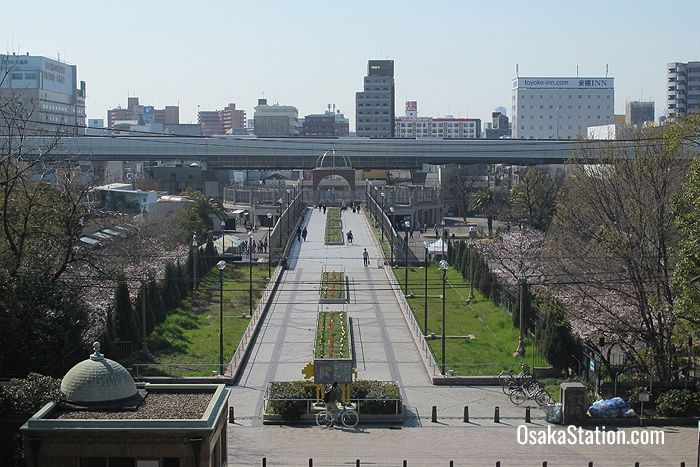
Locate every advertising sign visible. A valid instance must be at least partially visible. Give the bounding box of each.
[514,77,613,89]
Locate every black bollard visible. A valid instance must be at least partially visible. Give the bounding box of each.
[262,458,266,467]
[463,405,469,423]
[543,463,547,467]
[588,463,593,467]
[403,461,407,467]
[228,406,235,423]
[525,406,531,423]
[450,462,454,467]
[356,460,360,467]
[634,463,639,467]
[496,462,501,467]
[432,405,437,423]
[494,406,500,423]
[309,459,313,467]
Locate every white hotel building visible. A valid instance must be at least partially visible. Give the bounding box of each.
[511,77,614,139]
[395,101,481,139]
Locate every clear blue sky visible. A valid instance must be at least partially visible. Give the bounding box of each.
[6,0,699,129]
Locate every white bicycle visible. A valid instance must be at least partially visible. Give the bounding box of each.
[314,403,359,428]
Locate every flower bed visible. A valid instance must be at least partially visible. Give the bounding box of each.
[325,207,344,244]
[315,311,350,359]
[263,380,402,422]
[320,271,346,303]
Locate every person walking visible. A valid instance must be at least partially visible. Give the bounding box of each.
[362,248,369,267]
[302,228,308,241]
[346,230,353,244]
[296,226,302,241]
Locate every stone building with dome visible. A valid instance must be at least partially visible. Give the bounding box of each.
[21,343,230,467]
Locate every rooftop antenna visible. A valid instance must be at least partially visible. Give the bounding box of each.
[576,65,579,78]
[516,63,519,77]
[605,64,609,78]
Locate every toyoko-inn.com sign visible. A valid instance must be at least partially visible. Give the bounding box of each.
[513,77,614,89]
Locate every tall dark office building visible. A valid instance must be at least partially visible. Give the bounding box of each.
[355,60,395,137]
[625,101,655,125]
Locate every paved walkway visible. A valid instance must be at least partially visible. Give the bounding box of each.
[227,208,696,465]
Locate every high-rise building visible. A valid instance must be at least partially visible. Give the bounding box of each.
[625,101,655,125]
[198,103,246,136]
[484,112,511,139]
[302,105,350,137]
[253,98,300,136]
[667,61,700,121]
[395,101,480,139]
[355,60,395,138]
[107,97,179,129]
[0,53,86,135]
[512,76,614,139]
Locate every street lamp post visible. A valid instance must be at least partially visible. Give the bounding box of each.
[139,271,149,356]
[286,189,291,236]
[220,220,226,255]
[277,198,283,256]
[423,241,429,334]
[389,207,395,264]
[439,259,449,375]
[468,239,475,300]
[192,233,198,299]
[513,271,527,358]
[248,231,254,317]
[404,219,411,295]
[267,212,272,279]
[216,260,226,375]
[380,192,385,244]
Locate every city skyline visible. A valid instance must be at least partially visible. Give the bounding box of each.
[4,0,699,129]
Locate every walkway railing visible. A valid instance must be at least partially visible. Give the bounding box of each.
[361,210,442,379]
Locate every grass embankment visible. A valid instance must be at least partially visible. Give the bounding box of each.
[143,265,269,376]
[325,207,344,244]
[320,271,345,301]
[315,311,350,359]
[401,264,543,376]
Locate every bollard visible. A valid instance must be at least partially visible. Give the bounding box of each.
[494,406,500,423]
[450,462,454,467]
[356,460,360,467]
[262,458,266,467]
[403,461,407,467]
[463,405,469,423]
[228,406,235,423]
[496,462,501,467]
[432,405,438,423]
[525,406,531,423]
[634,463,639,467]
[588,463,593,467]
[309,459,313,467]
[543,463,547,467]
[681,463,685,467]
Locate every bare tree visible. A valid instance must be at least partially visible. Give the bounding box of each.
[442,165,480,221]
[548,129,688,381]
[507,167,562,231]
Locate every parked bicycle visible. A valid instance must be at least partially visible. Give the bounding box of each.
[498,364,533,395]
[498,364,552,407]
[314,403,359,428]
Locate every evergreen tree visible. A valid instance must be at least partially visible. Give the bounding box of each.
[176,259,189,298]
[161,262,182,312]
[539,298,581,370]
[112,275,138,343]
[447,240,454,264]
[205,236,217,269]
[479,260,491,297]
[148,277,166,324]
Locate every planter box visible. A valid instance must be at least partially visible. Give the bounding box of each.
[319,271,347,304]
[314,311,351,360]
[262,411,404,425]
[325,207,345,245]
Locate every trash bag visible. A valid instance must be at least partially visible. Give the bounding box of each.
[588,397,632,418]
[544,403,563,424]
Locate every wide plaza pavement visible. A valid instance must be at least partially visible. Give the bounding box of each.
[227,208,697,466]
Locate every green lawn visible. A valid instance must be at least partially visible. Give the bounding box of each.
[139,264,269,376]
[399,264,545,376]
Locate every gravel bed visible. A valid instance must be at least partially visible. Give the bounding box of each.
[54,392,212,420]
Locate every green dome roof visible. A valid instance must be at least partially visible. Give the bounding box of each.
[61,342,137,403]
